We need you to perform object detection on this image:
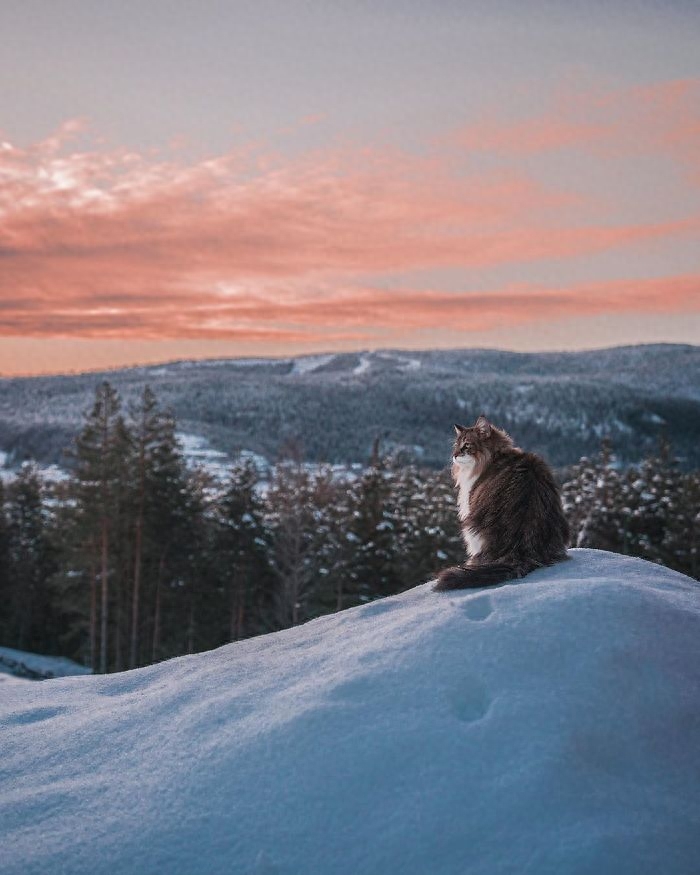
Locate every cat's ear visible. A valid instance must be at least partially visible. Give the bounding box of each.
[454,424,467,436]
[474,415,492,438]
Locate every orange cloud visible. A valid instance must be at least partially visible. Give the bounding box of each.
[1,86,698,344]
[0,267,697,340]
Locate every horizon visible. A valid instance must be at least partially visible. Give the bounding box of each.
[1,339,696,381]
[1,1,698,374]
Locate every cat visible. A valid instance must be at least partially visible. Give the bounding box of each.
[434,415,569,590]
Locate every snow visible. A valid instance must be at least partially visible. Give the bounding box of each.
[1,549,699,875]
[376,352,422,371]
[0,456,69,486]
[353,354,372,375]
[176,432,232,482]
[176,433,270,484]
[290,353,336,375]
[0,646,91,681]
[350,350,423,375]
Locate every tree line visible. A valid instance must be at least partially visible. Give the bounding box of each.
[0,382,697,673]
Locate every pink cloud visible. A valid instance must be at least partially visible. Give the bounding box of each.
[0,264,696,340]
[449,79,700,174]
[0,91,698,343]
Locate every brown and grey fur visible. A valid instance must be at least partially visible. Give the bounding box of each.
[434,415,569,591]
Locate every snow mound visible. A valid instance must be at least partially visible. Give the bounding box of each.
[1,550,699,875]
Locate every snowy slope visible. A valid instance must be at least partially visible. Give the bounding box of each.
[1,550,699,875]
[0,646,91,681]
[3,344,700,470]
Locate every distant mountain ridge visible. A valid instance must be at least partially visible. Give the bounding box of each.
[0,344,698,470]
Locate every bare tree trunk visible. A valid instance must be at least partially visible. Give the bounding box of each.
[229,576,237,642]
[336,578,343,612]
[99,518,109,674]
[291,568,299,626]
[229,576,246,641]
[114,570,123,673]
[130,516,143,668]
[152,554,164,663]
[236,597,245,641]
[90,560,97,671]
[187,594,195,654]
[130,422,146,669]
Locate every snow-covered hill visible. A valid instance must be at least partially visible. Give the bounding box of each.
[2,344,699,469]
[1,550,699,875]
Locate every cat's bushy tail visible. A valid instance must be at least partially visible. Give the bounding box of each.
[433,558,548,591]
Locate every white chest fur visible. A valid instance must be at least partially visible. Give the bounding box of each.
[454,458,485,559]
[454,458,478,521]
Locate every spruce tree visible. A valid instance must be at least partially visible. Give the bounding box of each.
[140,411,197,662]
[71,381,132,672]
[344,457,399,602]
[267,462,336,628]
[3,465,56,652]
[390,464,462,588]
[216,460,270,641]
[0,479,9,639]
[126,386,188,667]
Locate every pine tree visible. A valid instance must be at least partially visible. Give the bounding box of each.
[562,439,625,551]
[344,456,399,603]
[390,464,463,588]
[216,460,270,641]
[3,465,56,652]
[676,470,700,580]
[126,386,189,667]
[70,382,132,672]
[267,462,336,628]
[140,415,199,663]
[0,479,9,638]
[313,474,356,614]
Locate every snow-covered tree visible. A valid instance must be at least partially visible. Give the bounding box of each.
[2,465,56,652]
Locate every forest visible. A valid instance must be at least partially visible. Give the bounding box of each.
[2,345,699,471]
[0,381,698,674]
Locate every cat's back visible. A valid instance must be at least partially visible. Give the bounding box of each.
[485,447,556,487]
[474,447,568,547]
[477,448,561,515]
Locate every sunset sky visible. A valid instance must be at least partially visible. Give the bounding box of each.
[1,0,698,375]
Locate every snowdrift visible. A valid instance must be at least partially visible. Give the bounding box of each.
[1,549,699,875]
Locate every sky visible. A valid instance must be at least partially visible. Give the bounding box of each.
[0,0,698,375]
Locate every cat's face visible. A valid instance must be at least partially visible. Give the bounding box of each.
[453,416,512,468]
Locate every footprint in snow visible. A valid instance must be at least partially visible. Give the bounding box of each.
[3,705,65,726]
[96,672,154,697]
[328,676,370,703]
[461,594,493,622]
[359,600,395,618]
[450,675,492,724]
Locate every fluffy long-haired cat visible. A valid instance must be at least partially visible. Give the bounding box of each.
[435,415,569,590]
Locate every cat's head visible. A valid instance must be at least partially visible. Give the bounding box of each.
[452,415,513,469]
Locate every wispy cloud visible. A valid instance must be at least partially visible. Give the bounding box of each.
[448,79,700,172]
[1,270,697,341]
[1,79,698,343]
